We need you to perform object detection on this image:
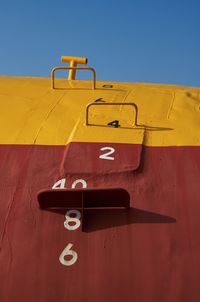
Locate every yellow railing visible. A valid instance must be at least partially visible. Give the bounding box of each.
[51,66,96,89]
[86,102,139,127]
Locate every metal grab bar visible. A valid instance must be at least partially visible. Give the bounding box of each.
[86,102,139,127]
[51,66,96,89]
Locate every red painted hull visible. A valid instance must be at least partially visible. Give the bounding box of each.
[0,143,200,302]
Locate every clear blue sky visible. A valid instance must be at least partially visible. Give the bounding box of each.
[0,0,200,87]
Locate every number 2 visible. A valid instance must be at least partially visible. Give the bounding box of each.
[99,147,115,160]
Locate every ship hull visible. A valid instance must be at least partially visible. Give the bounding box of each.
[0,143,200,302]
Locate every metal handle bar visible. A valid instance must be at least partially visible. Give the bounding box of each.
[51,66,96,89]
[86,102,139,127]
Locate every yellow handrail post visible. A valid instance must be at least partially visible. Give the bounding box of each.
[61,56,88,80]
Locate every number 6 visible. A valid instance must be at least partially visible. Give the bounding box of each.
[59,243,78,266]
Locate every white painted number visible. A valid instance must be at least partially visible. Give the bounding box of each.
[53,178,87,266]
[59,243,78,266]
[52,178,66,189]
[71,179,87,188]
[64,210,81,230]
[99,147,115,161]
[52,178,87,189]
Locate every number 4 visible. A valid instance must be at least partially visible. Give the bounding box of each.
[52,178,66,189]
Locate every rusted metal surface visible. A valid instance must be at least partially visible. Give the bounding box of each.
[0,143,200,301]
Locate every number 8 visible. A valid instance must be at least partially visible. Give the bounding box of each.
[64,210,81,230]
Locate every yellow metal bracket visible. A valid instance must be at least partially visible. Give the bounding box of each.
[51,55,96,89]
[51,66,96,89]
[86,102,139,127]
[61,56,87,80]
